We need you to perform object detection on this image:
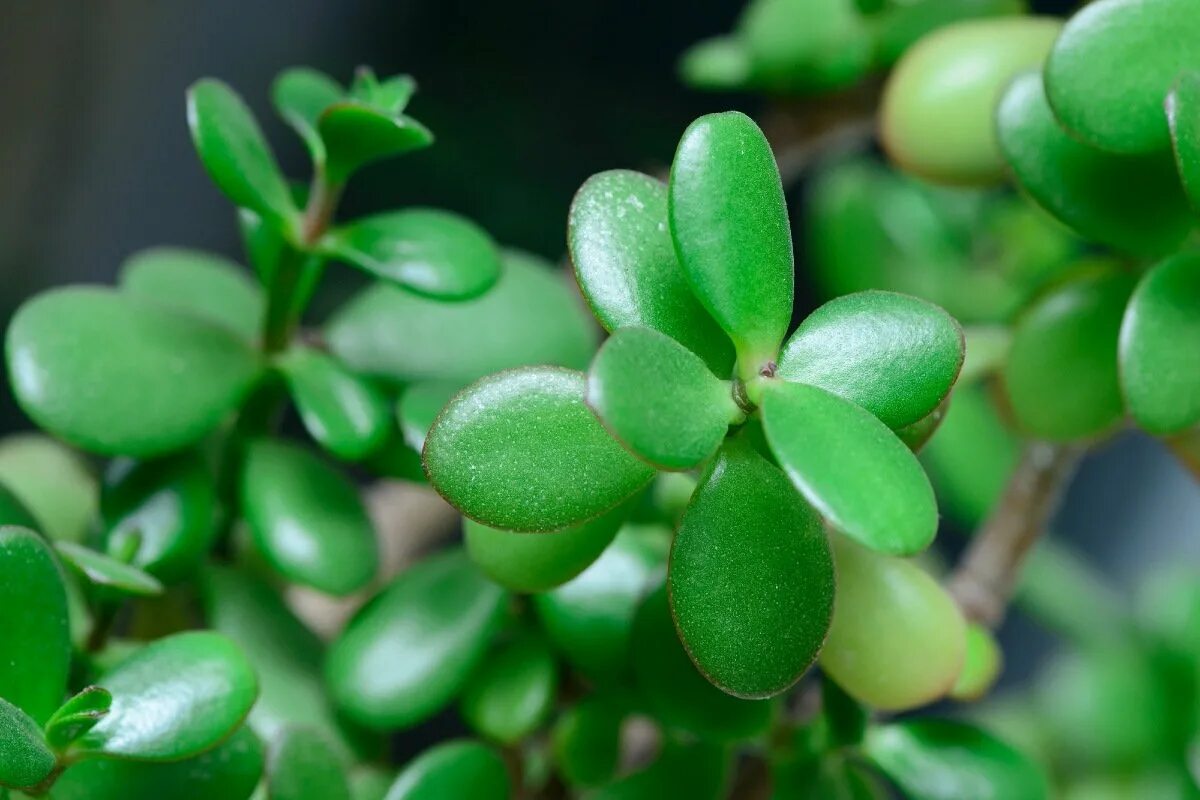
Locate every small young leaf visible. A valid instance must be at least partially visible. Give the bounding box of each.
[0,435,95,543]
[273,68,344,165]
[241,439,378,596]
[0,696,55,789]
[460,634,557,744]
[397,382,460,451]
[950,624,1003,702]
[423,368,655,532]
[319,104,433,186]
[587,327,737,470]
[678,36,752,91]
[6,287,262,457]
[669,111,793,371]
[278,348,392,461]
[267,727,352,800]
[1167,71,1200,213]
[321,209,501,301]
[54,542,163,597]
[382,740,509,800]
[776,290,964,429]
[761,381,938,555]
[187,79,298,228]
[326,550,508,730]
[736,0,873,92]
[350,69,416,113]
[44,687,112,752]
[551,694,624,788]
[670,440,834,698]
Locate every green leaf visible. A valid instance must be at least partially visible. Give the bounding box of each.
[881,17,1061,185]
[241,439,377,596]
[118,247,264,343]
[1003,266,1133,440]
[590,741,731,800]
[321,209,501,301]
[776,291,964,429]
[43,687,112,752]
[327,249,596,385]
[950,624,1003,701]
[382,740,509,800]
[424,368,655,532]
[327,550,508,730]
[100,453,217,583]
[267,727,352,800]
[551,695,623,788]
[278,348,392,461]
[0,481,37,531]
[736,0,873,92]
[187,79,298,228]
[894,399,949,454]
[761,381,938,555]
[0,434,98,543]
[0,526,69,725]
[0,697,55,789]
[1119,252,1200,435]
[460,634,557,744]
[349,69,416,113]
[6,287,262,457]
[864,719,1048,800]
[350,766,396,800]
[823,677,869,748]
[668,111,793,371]
[669,440,833,698]
[632,585,776,739]
[397,382,459,452]
[319,104,433,186]
[820,535,966,711]
[871,0,1026,68]
[1044,0,1200,154]
[54,542,163,597]
[567,170,733,375]
[273,68,344,165]
[464,504,626,593]
[71,631,258,761]
[533,524,670,681]
[1167,71,1200,213]
[52,725,263,800]
[677,36,753,91]
[996,72,1191,257]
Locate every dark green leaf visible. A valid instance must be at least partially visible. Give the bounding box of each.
[273,68,344,165]
[319,104,433,186]
[823,678,868,748]
[278,348,392,460]
[894,399,949,454]
[267,727,352,800]
[54,542,163,597]
[1167,71,1200,213]
[591,741,731,800]
[871,0,1025,68]
[460,634,557,744]
[0,697,54,789]
[43,687,112,752]
[397,382,459,452]
[0,481,37,531]
[551,695,623,788]
[382,740,509,800]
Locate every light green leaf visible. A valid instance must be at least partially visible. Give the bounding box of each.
[0,434,96,543]
[54,542,163,597]
[273,68,344,165]
[278,348,392,461]
[737,0,873,92]
[460,634,557,744]
[950,624,1003,701]
[267,727,351,800]
[349,69,416,114]
[678,37,752,91]
[0,696,55,789]
[319,104,433,186]
[43,686,112,752]
[383,740,509,800]
[1167,70,1200,213]
[397,382,459,452]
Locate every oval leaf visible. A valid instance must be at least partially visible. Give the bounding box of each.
[0,435,95,543]
[0,696,55,789]
[267,727,352,800]
[44,686,113,752]
[397,381,459,452]
[552,694,623,789]
[278,348,392,461]
[1167,71,1200,213]
[460,634,557,744]
[55,542,163,597]
[319,104,433,185]
[950,624,1003,701]
[736,0,873,92]
[383,740,509,800]
[273,68,344,165]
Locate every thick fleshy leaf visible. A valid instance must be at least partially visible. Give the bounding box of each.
[678,36,753,91]
[871,0,1026,67]
[71,631,258,761]
[761,381,938,555]
[273,68,344,164]
[319,104,433,185]
[44,687,112,752]
[322,209,500,301]
[567,170,733,375]
[533,524,670,681]
[0,697,55,789]
[187,79,297,227]
[736,0,873,92]
[590,741,731,800]
[54,542,163,597]
[278,348,392,460]
[119,247,264,343]
[267,727,352,800]
[383,740,509,800]
[668,111,793,370]
[1119,252,1200,434]
[864,719,1047,800]
[349,69,416,113]
[551,694,624,788]
[1044,0,1200,154]
[241,439,377,596]
[0,435,95,542]
[0,481,37,530]
[776,291,964,429]
[0,526,69,724]
[1003,266,1134,440]
[1167,71,1200,213]
[327,550,508,729]
[327,249,596,385]
[460,634,557,744]
[397,382,459,452]
[881,17,1061,184]
[996,72,1191,257]
[820,535,966,711]
[350,766,396,800]
[950,624,1003,701]
[424,368,655,532]
[6,288,262,457]
[669,440,833,698]
[587,327,737,469]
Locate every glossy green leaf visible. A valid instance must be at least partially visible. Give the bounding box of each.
[278,348,392,460]
[669,441,833,698]
[1004,266,1134,440]
[776,291,964,429]
[464,504,626,593]
[0,697,54,790]
[322,209,501,301]
[54,542,163,597]
[668,111,793,371]
[950,624,1003,701]
[1167,71,1200,212]
[633,585,775,738]
[241,439,377,596]
[6,287,262,457]
[119,247,264,343]
[737,0,873,92]
[327,249,596,385]
[397,382,459,452]
[187,79,297,228]
[267,727,351,800]
[327,550,508,729]
[761,381,938,555]
[677,36,752,91]
[996,72,1191,257]
[1044,0,1200,154]
[864,719,1047,800]
[460,634,556,744]
[424,368,654,532]
[0,482,37,531]
[894,399,949,453]
[273,68,343,164]
[319,103,433,185]
[820,535,966,711]
[567,170,733,375]
[551,695,623,788]
[591,741,730,800]
[383,740,509,800]
[870,0,1026,68]
[44,687,111,752]
[0,526,69,724]
[881,17,1061,184]
[52,725,263,800]
[0,433,98,541]
[1119,252,1200,434]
